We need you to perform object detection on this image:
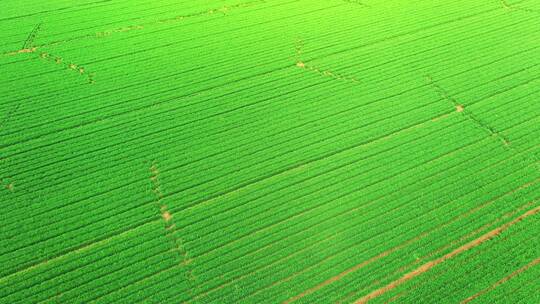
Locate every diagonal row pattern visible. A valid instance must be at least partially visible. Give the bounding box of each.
[0,0,538,303]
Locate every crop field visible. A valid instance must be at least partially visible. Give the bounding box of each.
[0,0,539,303]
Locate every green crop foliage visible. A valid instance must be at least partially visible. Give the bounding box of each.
[1,0,539,303]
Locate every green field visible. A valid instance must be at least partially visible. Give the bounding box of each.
[1,0,539,303]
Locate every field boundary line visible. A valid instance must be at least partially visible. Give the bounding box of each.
[384,226,537,304]
[3,69,537,207]
[0,219,157,285]
[0,2,524,107]
[338,200,538,303]
[5,94,532,304]
[2,127,537,287]
[501,0,540,14]
[4,45,537,172]
[4,23,95,84]
[3,63,528,215]
[38,51,95,84]
[22,23,42,50]
[149,162,195,292]
[206,171,540,302]
[461,257,540,303]
[342,0,370,8]
[425,74,511,147]
[294,38,360,84]
[2,122,502,298]
[426,74,540,167]
[353,205,540,304]
[0,0,279,58]
[3,36,538,155]
[277,181,539,304]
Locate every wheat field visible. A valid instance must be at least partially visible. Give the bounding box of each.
[0,1,539,303]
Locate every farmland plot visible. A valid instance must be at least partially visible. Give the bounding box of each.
[1,0,539,303]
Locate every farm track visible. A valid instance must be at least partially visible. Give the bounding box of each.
[1,0,539,303]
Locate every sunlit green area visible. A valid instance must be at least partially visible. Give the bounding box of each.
[1,1,539,303]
